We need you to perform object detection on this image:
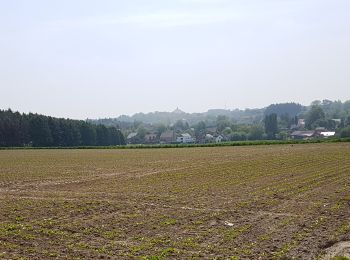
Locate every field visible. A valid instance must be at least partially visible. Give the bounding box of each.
[0,143,350,259]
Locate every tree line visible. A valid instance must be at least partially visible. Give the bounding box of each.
[0,109,126,147]
[125,100,350,144]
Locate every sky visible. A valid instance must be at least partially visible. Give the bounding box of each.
[0,0,350,119]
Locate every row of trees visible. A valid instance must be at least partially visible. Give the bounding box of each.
[0,109,126,147]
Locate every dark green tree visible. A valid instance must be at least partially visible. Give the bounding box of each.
[29,115,53,147]
[248,124,264,140]
[80,122,96,146]
[194,121,206,143]
[96,125,109,146]
[216,115,231,132]
[340,126,350,138]
[305,106,325,129]
[264,113,278,139]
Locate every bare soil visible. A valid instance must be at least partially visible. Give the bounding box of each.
[0,143,350,259]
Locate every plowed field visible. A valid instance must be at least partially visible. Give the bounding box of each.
[1,143,350,259]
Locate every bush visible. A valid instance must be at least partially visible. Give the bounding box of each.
[340,127,350,138]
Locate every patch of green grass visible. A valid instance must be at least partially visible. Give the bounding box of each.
[34,218,58,228]
[0,223,34,238]
[337,222,350,234]
[82,226,101,235]
[224,224,252,240]
[258,234,271,241]
[94,245,113,255]
[2,137,349,150]
[160,247,179,257]
[236,201,250,208]
[0,241,18,249]
[272,243,292,258]
[160,218,177,226]
[15,216,25,222]
[178,237,200,249]
[38,228,67,237]
[331,202,343,211]
[331,257,350,260]
[1,223,23,231]
[125,213,141,218]
[102,229,120,239]
[142,256,164,260]
[48,252,59,257]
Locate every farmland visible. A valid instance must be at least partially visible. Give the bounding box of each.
[0,143,350,259]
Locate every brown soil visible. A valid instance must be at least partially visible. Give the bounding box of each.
[0,143,350,259]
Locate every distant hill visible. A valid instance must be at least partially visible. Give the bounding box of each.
[88,100,350,130]
[89,103,304,127]
[264,103,304,117]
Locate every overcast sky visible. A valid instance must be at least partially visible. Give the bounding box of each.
[1,0,350,119]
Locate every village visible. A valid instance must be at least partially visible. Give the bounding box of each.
[126,117,338,145]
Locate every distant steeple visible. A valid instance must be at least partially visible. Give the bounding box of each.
[172,107,185,114]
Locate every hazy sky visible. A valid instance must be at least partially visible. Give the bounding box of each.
[1,0,350,119]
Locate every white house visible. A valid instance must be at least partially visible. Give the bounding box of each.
[205,134,214,143]
[216,135,224,143]
[127,132,137,139]
[297,119,306,128]
[177,133,194,143]
[320,131,336,137]
[126,132,138,144]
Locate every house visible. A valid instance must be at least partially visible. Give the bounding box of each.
[144,133,158,144]
[215,135,225,143]
[319,131,336,138]
[160,131,176,144]
[127,132,138,144]
[177,133,194,143]
[205,134,214,143]
[297,119,305,128]
[291,131,315,140]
